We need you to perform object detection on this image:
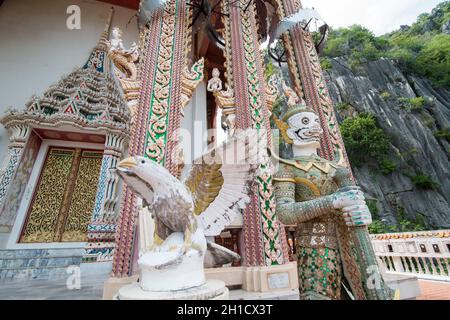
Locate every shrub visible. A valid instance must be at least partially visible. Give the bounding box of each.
[434,128,450,142]
[398,96,428,112]
[340,114,390,166]
[380,91,391,101]
[400,148,420,161]
[323,25,385,66]
[264,60,276,79]
[335,102,352,111]
[366,199,380,219]
[368,220,388,234]
[409,97,426,111]
[422,114,435,128]
[415,34,450,87]
[399,219,426,232]
[379,159,397,175]
[320,57,333,70]
[322,2,450,88]
[411,174,439,190]
[368,216,427,234]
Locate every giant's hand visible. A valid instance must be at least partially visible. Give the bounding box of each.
[342,204,373,227]
[331,189,366,210]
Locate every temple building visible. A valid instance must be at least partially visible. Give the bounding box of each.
[0,0,355,298]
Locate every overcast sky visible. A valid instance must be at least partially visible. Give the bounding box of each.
[301,0,446,35]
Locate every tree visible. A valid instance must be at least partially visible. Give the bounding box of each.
[340,114,390,166]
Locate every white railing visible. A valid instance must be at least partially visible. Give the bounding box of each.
[371,230,450,281]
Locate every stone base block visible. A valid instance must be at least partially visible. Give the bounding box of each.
[103,262,299,299]
[103,275,139,300]
[116,279,228,300]
[243,262,299,292]
[205,266,245,287]
[205,262,299,292]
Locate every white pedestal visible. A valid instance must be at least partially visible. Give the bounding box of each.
[116,279,229,300]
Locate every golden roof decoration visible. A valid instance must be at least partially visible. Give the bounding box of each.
[0,8,130,135]
[371,230,450,240]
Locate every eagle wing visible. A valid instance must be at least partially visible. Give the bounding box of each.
[183,129,264,236]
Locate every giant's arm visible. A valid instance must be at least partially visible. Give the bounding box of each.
[274,165,334,224]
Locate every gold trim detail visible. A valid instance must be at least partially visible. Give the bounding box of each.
[273,178,296,183]
[295,177,321,196]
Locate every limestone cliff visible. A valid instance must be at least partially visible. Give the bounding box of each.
[324,57,450,229]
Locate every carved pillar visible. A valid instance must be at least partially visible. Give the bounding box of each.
[0,124,30,208]
[83,133,126,263]
[221,0,286,266]
[112,0,192,277]
[0,130,41,231]
[276,0,351,168]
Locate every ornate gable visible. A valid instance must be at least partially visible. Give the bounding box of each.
[1,10,131,138]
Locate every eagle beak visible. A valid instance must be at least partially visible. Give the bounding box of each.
[118,157,137,170]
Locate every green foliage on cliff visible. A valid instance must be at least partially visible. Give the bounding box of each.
[379,159,397,175]
[434,127,450,142]
[411,173,440,190]
[324,25,387,69]
[264,60,276,79]
[398,96,427,112]
[320,57,333,70]
[380,91,391,101]
[368,207,428,234]
[340,114,391,167]
[323,2,450,87]
[369,219,428,234]
[413,34,450,87]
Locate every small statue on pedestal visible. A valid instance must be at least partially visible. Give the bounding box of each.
[107,27,141,119]
[207,68,237,137]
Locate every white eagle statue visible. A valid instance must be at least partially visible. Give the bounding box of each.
[116,130,264,292]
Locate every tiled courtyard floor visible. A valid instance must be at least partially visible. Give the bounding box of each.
[0,278,298,300]
[0,276,105,300]
[416,280,450,300]
[0,278,448,300]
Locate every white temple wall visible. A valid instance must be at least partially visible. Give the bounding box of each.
[0,0,138,164]
[180,81,208,178]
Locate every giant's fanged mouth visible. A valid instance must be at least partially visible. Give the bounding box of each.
[295,128,322,141]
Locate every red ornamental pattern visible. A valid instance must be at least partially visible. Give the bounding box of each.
[112,5,168,277]
[112,0,190,277]
[224,0,285,266]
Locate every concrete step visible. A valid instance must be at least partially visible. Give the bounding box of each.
[0,256,82,269]
[0,248,84,259]
[229,289,300,300]
[0,272,111,300]
[0,248,84,281]
[0,265,75,281]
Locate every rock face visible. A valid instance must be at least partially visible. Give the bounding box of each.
[324,58,450,228]
[443,19,450,34]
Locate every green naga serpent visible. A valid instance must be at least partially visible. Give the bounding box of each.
[272,92,392,300]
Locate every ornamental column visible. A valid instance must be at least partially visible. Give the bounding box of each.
[0,124,30,207]
[276,0,351,168]
[83,132,127,263]
[111,0,194,277]
[221,0,288,266]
